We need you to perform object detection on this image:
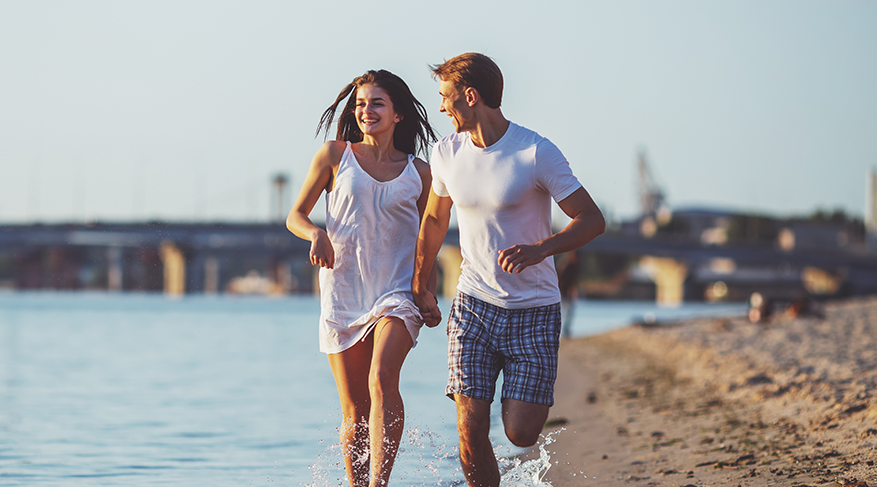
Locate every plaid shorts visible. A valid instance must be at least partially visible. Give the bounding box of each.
[446,292,561,406]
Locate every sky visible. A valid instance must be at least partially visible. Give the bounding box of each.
[1,1,875,225]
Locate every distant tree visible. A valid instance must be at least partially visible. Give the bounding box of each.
[789,208,866,245]
[727,214,779,244]
[808,207,858,225]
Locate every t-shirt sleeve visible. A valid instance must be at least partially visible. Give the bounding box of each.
[430,143,450,197]
[534,139,581,202]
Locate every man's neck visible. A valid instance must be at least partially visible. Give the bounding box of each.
[468,110,510,148]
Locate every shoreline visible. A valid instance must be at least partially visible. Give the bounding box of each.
[535,297,877,486]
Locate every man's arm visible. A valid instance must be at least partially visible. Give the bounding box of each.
[412,159,439,299]
[412,188,453,327]
[497,186,605,274]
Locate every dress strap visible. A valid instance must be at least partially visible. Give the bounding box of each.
[338,141,353,170]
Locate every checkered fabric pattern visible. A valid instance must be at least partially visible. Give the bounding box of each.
[446,292,561,406]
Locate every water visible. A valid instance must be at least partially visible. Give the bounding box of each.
[0,293,745,486]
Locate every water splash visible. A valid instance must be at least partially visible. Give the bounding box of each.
[304,425,463,486]
[305,441,347,487]
[401,426,462,484]
[496,429,562,487]
[304,427,564,486]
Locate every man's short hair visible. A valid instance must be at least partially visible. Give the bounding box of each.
[431,53,503,109]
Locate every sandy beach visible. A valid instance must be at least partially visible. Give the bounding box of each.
[538,297,877,486]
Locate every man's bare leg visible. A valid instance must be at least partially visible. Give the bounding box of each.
[367,317,413,487]
[501,398,550,448]
[454,394,500,487]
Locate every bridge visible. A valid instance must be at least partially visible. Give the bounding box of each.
[0,222,310,295]
[1,222,875,304]
[578,232,877,304]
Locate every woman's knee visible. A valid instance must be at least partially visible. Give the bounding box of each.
[368,364,401,399]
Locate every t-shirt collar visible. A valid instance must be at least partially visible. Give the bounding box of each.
[465,121,516,153]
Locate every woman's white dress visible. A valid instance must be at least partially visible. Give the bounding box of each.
[318,142,424,354]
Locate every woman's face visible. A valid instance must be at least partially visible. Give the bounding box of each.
[354,83,400,137]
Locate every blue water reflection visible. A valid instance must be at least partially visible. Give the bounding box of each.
[0,293,744,486]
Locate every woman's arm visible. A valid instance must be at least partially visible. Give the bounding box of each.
[286,141,345,269]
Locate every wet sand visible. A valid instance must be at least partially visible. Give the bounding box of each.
[538,297,877,486]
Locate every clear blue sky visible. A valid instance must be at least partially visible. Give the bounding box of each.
[1,1,875,224]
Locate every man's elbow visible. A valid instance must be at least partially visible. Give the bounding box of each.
[422,213,448,234]
[579,205,605,238]
[594,210,607,236]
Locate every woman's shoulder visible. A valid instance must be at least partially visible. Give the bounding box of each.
[411,156,429,170]
[322,140,349,156]
[313,140,348,167]
[411,157,432,184]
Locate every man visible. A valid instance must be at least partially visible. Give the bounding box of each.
[411,53,606,487]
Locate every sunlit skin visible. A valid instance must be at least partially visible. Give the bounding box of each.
[437,79,472,134]
[287,82,437,487]
[355,84,402,142]
[413,76,606,487]
[437,79,508,148]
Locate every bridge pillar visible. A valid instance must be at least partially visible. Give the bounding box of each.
[160,242,186,296]
[437,244,463,298]
[203,257,220,294]
[640,256,689,306]
[801,266,843,295]
[107,247,123,292]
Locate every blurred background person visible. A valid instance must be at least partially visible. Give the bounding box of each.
[557,251,581,338]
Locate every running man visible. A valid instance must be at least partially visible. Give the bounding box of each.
[411,53,605,487]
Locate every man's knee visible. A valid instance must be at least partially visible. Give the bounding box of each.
[504,422,542,447]
[502,399,549,447]
[458,413,490,441]
[455,395,492,447]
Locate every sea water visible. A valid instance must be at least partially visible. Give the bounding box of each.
[0,293,744,486]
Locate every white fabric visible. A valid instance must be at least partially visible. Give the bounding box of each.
[431,122,582,309]
[318,142,424,354]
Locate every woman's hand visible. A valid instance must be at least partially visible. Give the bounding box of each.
[310,230,335,269]
[413,290,442,327]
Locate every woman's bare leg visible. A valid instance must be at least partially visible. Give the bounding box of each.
[328,335,375,487]
[368,317,413,487]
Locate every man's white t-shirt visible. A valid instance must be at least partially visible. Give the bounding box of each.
[431,122,582,309]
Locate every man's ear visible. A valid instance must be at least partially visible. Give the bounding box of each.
[464,87,479,107]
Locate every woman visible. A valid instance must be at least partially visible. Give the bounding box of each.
[287,70,438,487]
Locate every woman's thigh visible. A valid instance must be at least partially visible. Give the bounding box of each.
[327,334,375,410]
[370,317,413,379]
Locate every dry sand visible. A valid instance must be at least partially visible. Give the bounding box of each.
[537,297,877,486]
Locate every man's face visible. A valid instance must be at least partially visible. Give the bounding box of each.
[438,79,471,133]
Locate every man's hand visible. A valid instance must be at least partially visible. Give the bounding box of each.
[497,244,547,274]
[413,290,442,327]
